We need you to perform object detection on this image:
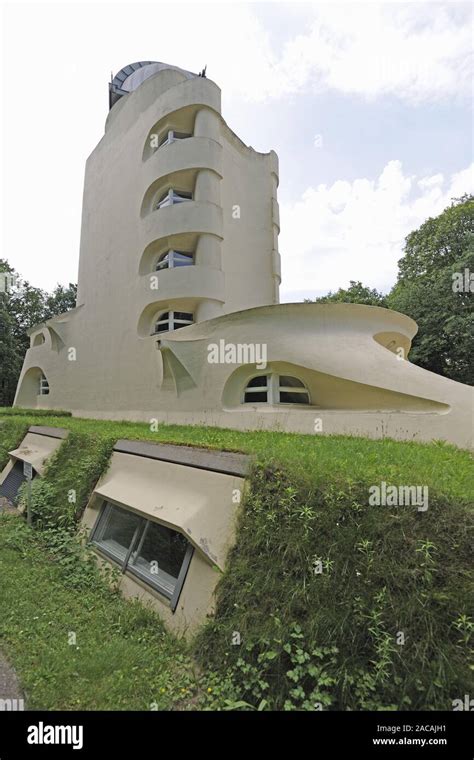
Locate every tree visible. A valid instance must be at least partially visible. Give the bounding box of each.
[0,260,78,406]
[8,281,47,357]
[305,280,387,307]
[0,292,22,406]
[387,195,474,385]
[43,283,77,321]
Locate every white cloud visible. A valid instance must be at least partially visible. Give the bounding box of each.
[1,2,472,292]
[279,161,474,300]
[224,2,473,104]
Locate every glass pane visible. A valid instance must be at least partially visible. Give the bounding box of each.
[173,251,193,266]
[173,191,192,202]
[156,195,171,208]
[279,376,305,388]
[156,254,171,270]
[244,391,268,403]
[155,321,170,333]
[129,521,189,597]
[279,391,310,404]
[173,312,193,321]
[247,376,268,388]
[94,504,142,564]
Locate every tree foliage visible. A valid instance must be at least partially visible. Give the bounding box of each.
[306,195,473,385]
[0,260,77,405]
[387,195,474,384]
[306,280,387,307]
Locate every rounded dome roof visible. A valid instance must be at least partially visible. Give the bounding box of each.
[109,61,198,109]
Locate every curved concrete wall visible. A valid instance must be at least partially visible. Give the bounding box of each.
[14,66,472,449]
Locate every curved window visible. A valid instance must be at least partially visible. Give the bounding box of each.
[156,250,194,271]
[153,311,194,334]
[243,373,310,405]
[158,130,192,149]
[39,373,49,396]
[155,189,192,210]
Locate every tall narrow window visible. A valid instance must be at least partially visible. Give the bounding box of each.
[153,311,194,334]
[91,501,193,610]
[243,373,310,405]
[155,250,194,271]
[39,373,49,396]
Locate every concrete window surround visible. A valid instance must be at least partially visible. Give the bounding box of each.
[0,426,68,504]
[82,440,252,635]
[0,425,251,635]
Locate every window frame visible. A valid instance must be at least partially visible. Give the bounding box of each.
[242,372,311,406]
[153,310,194,334]
[155,250,194,271]
[39,374,49,396]
[158,130,192,149]
[90,500,194,612]
[155,189,193,210]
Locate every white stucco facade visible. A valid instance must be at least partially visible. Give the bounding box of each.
[14,61,473,449]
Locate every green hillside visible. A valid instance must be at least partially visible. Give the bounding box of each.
[0,411,472,710]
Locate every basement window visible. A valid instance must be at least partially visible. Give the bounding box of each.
[0,460,34,504]
[243,373,310,405]
[153,311,194,334]
[155,250,194,271]
[158,130,192,148]
[155,189,193,210]
[39,374,49,395]
[91,502,193,610]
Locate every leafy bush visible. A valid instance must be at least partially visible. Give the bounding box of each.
[195,463,474,710]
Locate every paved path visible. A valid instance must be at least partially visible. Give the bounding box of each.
[0,498,25,709]
[0,652,24,708]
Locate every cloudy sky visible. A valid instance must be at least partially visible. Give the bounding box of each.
[1,0,473,301]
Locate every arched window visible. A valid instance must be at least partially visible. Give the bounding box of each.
[243,373,310,405]
[153,311,194,334]
[155,250,194,271]
[39,373,49,396]
[155,189,192,210]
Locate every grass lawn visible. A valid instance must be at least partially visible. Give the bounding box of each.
[0,410,472,711]
[0,514,202,711]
